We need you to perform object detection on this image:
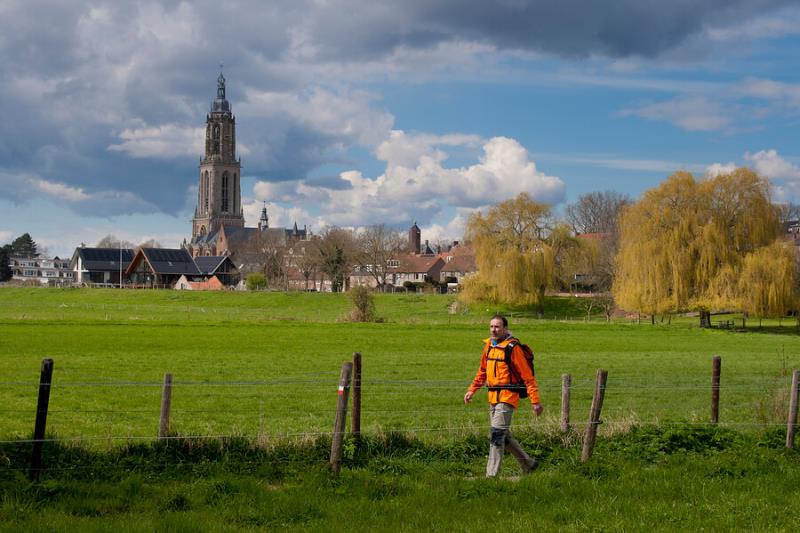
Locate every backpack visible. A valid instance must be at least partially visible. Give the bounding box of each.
[487,338,535,398]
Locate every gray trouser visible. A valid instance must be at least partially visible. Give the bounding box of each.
[486,402,533,477]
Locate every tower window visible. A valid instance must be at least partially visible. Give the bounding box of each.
[222,172,229,212]
[204,171,209,212]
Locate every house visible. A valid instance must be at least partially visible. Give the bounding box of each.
[70,247,135,285]
[174,275,225,291]
[9,255,73,286]
[438,243,476,285]
[126,248,200,287]
[192,255,240,286]
[386,254,445,288]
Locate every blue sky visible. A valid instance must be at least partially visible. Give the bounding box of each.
[2,0,800,257]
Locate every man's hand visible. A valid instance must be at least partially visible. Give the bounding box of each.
[463,391,474,404]
[532,403,544,416]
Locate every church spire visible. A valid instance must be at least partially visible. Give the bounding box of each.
[212,64,231,113]
[259,202,269,230]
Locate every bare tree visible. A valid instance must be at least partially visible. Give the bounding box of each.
[312,227,357,292]
[96,235,135,248]
[356,224,403,290]
[565,191,631,235]
[777,202,800,225]
[291,238,320,290]
[138,238,162,249]
[565,191,631,291]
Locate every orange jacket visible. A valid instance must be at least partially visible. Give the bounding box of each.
[468,336,540,408]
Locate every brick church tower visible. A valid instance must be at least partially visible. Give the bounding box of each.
[191,70,244,240]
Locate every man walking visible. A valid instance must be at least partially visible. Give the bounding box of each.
[464,314,543,477]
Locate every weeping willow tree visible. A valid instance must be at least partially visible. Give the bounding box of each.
[460,193,555,314]
[738,242,797,326]
[614,168,784,326]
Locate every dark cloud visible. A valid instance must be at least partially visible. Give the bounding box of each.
[305,0,795,59]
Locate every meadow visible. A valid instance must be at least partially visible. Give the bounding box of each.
[1,287,799,531]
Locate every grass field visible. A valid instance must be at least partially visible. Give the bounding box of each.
[1,288,798,442]
[1,287,799,531]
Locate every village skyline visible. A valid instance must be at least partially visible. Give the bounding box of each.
[2,1,800,258]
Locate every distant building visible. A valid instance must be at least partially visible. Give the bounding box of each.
[438,242,476,284]
[70,247,134,285]
[174,275,225,291]
[9,255,73,286]
[126,248,201,287]
[193,255,240,287]
[184,72,310,280]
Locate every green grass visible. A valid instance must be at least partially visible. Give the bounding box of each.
[1,288,799,442]
[2,287,800,530]
[1,429,799,531]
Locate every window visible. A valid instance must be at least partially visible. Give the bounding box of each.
[204,171,209,211]
[222,172,229,212]
[387,259,399,268]
[23,270,37,277]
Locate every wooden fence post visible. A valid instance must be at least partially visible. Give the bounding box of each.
[560,374,571,433]
[711,355,721,425]
[158,373,173,439]
[352,353,362,440]
[330,361,353,477]
[787,370,800,449]
[581,369,608,463]
[30,358,54,482]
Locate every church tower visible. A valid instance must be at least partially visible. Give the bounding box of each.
[192,70,244,239]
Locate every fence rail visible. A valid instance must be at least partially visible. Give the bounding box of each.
[2,355,799,480]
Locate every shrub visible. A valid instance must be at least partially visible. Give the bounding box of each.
[349,285,376,322]
[246,273,267,291]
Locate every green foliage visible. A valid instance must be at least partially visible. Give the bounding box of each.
[1,429,799,531]
[0,245,11,282]
[348,285,376,322]
[461,192,555,309]
[614,169,785,318]
[739,241,797,319]
[10,233,38,257]
[245,273,266,290]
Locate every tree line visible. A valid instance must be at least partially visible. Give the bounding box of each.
[243,225,414,292]
[460,168,799,325]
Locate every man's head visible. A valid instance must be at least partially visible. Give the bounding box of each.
[489,314,508,341]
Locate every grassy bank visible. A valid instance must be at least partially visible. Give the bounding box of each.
[2,427,799,531]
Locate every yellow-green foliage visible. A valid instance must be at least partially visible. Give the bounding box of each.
[738,241,797,319]
[460,193,555,306]
[614,168,785,315]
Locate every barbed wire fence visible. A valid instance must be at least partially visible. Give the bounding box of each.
[2,354,799,480]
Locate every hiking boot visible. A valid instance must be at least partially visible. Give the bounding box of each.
[522,457,539,474]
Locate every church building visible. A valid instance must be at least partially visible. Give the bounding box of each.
[185,71,308,261]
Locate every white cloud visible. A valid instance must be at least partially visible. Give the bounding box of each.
[107,124,204,159]
[737,78,800,110]
[0,230,12,244]
[620,96,731,132]
[241,87,394,148]
[706,149,800,203]
[251,132,564,227]
[419,208,473,244]
[707,11,800,42]
[745,149,800,181]
[705,162,737,177]
[375,130,482,168]
[242,195,325,232]
[29,177,91,202]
